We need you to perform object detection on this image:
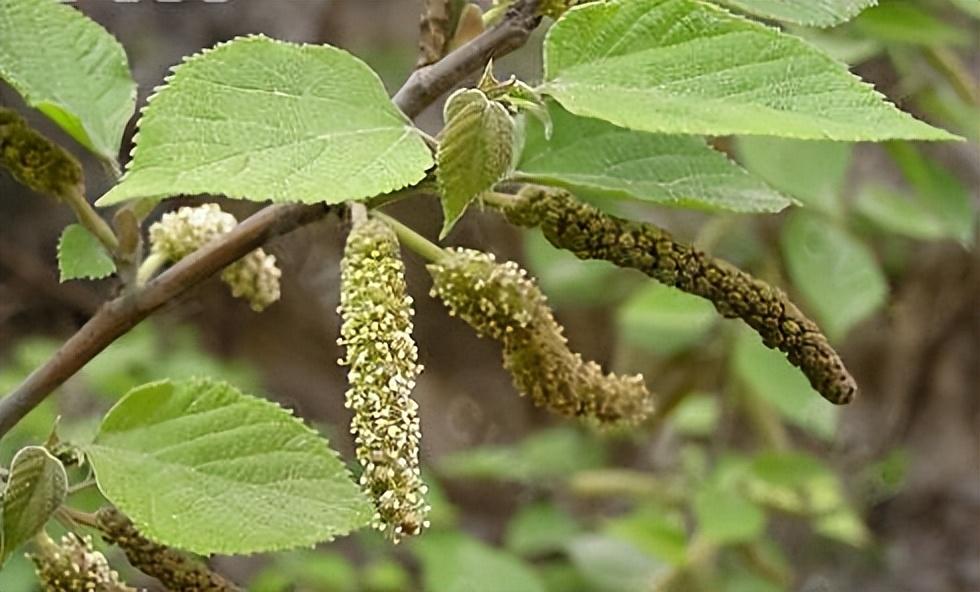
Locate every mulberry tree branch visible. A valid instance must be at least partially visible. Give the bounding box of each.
[0,2,544,438]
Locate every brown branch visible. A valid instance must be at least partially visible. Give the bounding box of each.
[394,0,541,118]
[0,2,543,438]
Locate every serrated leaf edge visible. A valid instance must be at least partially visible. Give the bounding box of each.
[541,0,959,142]
[96,34,431,207]
[85,378,371,555]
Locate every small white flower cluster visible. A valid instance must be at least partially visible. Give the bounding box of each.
[338,219,429,543]
[30,532,134,592]
[148,204,282,311]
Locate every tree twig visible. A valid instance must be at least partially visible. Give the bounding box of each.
[394,0,540,118]
[0,2,543,438]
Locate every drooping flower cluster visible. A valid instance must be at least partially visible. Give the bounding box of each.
[148,203,282,311]
[505,186,857,405]
[429,248,653,424]
[0,107,83,199]
[338,218,428,542]
[96,507,241,591]
[30,532,134,592]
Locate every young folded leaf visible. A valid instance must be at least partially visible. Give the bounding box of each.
[437,88,515,237]
[338,218,429,542]
[1,446,68,566]
[505,186,856,405]
[429,248,652,424]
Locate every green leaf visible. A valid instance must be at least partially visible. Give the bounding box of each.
[854,1,971,47]
[715,0,876,26]
[814,506,871,547]
[0,0,135,160]
[438,427,606,484]
[885,143,976,246]
[541,0,955,141]
[57,224,116,282]
[732,326,838,440]
[437,89,515,237]
[505,502,581,557]
[856,185,951,240]
[414,532,546,592]
[515,102,790,213]
[693,484,766,545]
[604,504,688,565]
[736,137,852,215]
[565,535,667,592]
[616,284,718,356]
[1,446,68,565]
[670,392,721,437]
[97,35,432,207]
[781,212,887,341]
[83,378,372,555]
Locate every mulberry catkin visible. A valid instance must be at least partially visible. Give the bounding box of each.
[30,532,135,592]
[338,218,428,542]
[0,107,82,199]
[96,507,241,592]
[505,186,857,405]
[148,203,282,311]
[429,248,652,424]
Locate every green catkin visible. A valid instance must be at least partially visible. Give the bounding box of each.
[505,187,857,405]
[148,204,282,311]
[338,218,429,543]
[0,107,83,199]
[96,507,241,592]
[428,248,653,424]
[30,532,135,592]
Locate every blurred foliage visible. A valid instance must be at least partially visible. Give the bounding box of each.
[0,0,976,590]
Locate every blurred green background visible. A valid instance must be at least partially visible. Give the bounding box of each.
[0,1,977,591]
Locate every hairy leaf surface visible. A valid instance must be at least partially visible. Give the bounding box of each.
[437,89,514,236]
[716,0,876,26]
[0,447,68,565]
[98,35,432,206]
[516,103,791,213]
[0,0,135,160]
[57,224,116,281]
[84,378,372,554]
[542,0,955,141]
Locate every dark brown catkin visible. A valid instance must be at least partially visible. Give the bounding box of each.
[505,186,856,405]
[96,507,242,592]
[428,248,652,424]
[0,107,83,199]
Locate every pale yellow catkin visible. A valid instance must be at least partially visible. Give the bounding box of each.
[338,218,429,542]
[148,203,282,311]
